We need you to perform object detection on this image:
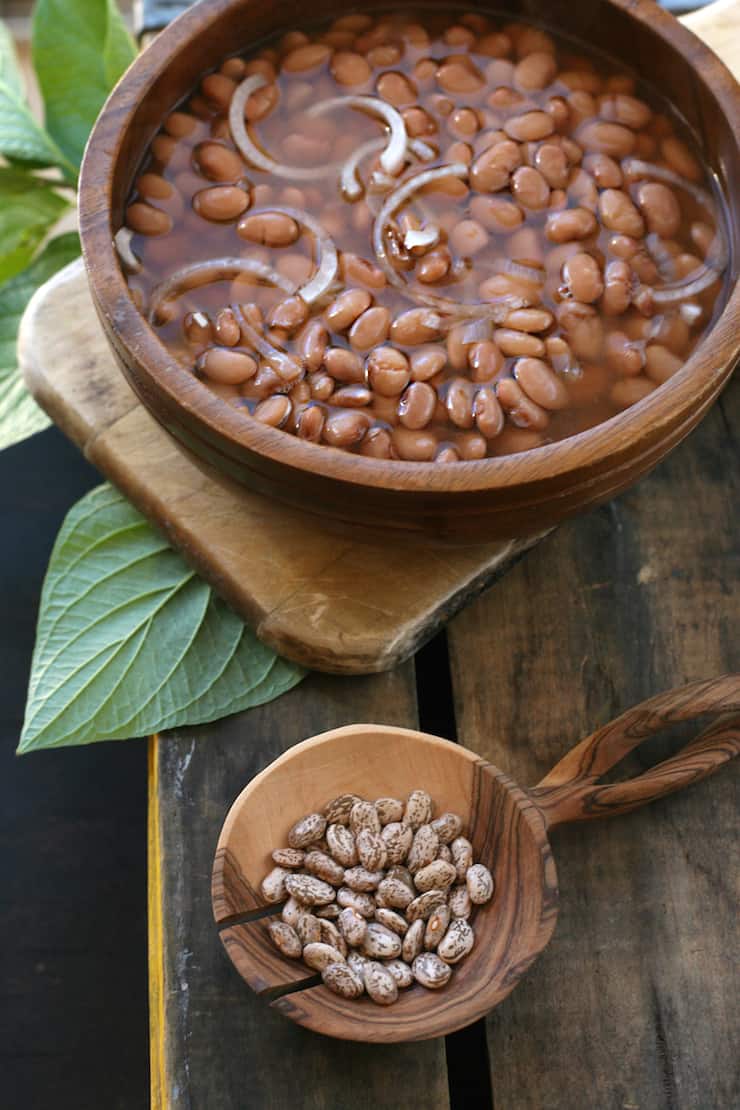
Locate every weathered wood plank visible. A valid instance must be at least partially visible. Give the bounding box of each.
[150,666,451,1110]
[446,382,739,1109]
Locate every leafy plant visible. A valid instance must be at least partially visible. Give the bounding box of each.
[0,1,135,450]
[19,486,305,753]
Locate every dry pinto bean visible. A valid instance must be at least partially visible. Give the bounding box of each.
[545,206,597,243]
[561,253,604,303]
[514,357,569,410]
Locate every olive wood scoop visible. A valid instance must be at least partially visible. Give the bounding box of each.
[212,674,739,1042]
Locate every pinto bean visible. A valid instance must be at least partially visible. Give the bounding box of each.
[598,189,645,238]
[267,296,307,331]
[514,50,557,90]
[410,346,447,381]
[493,329,545,357]
[331,51,372,85]
[323,408,371,447]
[470,195,524,232]
[200,347,257,384]
[645,343,684,383]
[391,309,442,346]
[398,382,437,429]
[376,71,417,107]
[468,341,504,382]
[444,377,476,428]
[504,308,553,333]
[193,142,245,182]
[324,347,364,383]
[348,307,391,351]
[340,253,387,290]
[610,376,656,408]
[253,395,292,427]
[238,211,299,246]
[598,93,652,130]
[282,43,331,73]
[496,377,549,429]
[365,347,410,396]
[576,120,635,157]
[605,331,646,375]
[296,319,328,371]
[661,136,701,181]
[449,219,489,256]
[456,431,487,459]
[511,166,550,209]
[582,152,622,188]
[561,253,604,303]
[534,144,569,188]
[360,427,393,458]
[514,357,569,409]
[392,427,438,461]
[308,371,335,401]
[437,60,484,95]
[545,207,597,242]
[470,140,522,193]
[473,387,505,437]
[296,403,326,441]
[417,247,452,284]
[214,308,241,346]
[325,288,372,332]
[504,110,554,142]
[636,183,681,238]
[126,203,172,236]
[557,301,604,360]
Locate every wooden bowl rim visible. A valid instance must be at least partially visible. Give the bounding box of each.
[79,0,740,497]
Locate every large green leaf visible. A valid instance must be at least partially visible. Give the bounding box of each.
[0,167,70,285]
[18,485,304,752]
[0,232,81,450]
[32,0,136,171]
[0,77,74,176]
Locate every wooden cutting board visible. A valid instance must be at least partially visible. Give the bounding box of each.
[18,259,544,674]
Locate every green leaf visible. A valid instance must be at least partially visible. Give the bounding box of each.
[0,77,75,174]
[0,232,81,450]
[0,167,70,284]
[18,485,304,752]
[0,20,24,98]
[32,0,136,171]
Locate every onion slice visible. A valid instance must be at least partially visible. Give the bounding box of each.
[147,257,295,322]
[307,95,410,176]
[340,136,435,201]
[245,205,338,305]
[115,228,142,274]
[372,163,525,319]
[229,75,339,181]
[233,303,303,382]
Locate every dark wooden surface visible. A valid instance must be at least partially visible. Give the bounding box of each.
[152,376,738,1107]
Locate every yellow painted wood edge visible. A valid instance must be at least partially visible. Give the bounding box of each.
[148,734,168,1110]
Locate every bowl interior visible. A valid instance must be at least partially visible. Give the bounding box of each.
[212,725,558,1041]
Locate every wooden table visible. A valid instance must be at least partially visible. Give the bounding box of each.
[149,372,739,1108]
[140,5,739,1107]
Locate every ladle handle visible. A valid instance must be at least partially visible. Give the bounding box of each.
[527,675,740,829]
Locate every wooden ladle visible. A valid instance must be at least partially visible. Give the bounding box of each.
[212,675,739,1043]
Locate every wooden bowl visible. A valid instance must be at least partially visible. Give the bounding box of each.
[79,0,740,543]
[210,676,740,1042]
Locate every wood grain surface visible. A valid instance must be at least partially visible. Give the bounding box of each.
[18,259,542,675]
[447,378,739,1108]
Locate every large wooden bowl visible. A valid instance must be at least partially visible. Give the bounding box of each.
[79,0,740,543]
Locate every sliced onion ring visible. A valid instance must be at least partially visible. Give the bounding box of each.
[229,75,339,181]
[246,205,338,305]
[233,303,303,382]
[340,136,435,201]
[372,163,526,319]
[147,257,295,323]
[115,228,142,274]
[307,95,410,176]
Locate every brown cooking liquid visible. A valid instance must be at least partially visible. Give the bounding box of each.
[123,9,728,462]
